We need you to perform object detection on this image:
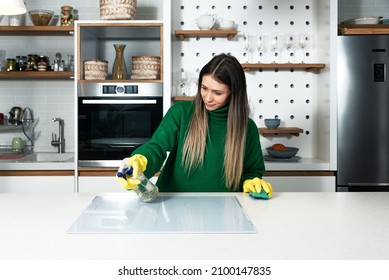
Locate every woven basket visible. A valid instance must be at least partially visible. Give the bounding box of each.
[84,60,108,80]
[131,56,160,80]
[100,0,137,20]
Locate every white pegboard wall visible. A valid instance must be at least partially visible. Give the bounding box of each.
[172,0,323,159]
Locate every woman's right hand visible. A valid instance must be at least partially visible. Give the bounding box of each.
[116,154,148,190]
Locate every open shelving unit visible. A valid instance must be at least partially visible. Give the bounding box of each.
[0,26,74,80]
[76,21,164,83]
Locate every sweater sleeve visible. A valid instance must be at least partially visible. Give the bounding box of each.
[241,118,266,184]
[130,101,191,178]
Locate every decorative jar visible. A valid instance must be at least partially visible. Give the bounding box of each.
[112,44,127,80]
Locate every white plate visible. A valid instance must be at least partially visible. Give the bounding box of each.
[342,16,382,25]
[264,155,302,162]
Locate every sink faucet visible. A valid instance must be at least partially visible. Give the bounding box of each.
[51,118,65,153]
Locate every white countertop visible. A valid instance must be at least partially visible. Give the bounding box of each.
[0,192,388,260]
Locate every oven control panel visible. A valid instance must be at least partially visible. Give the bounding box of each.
[78,83,163,97]
[102,85,139,94]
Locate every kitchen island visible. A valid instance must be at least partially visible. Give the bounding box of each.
[0,192,388,260]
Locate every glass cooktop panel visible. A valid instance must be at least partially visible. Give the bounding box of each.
[68,194,256,234]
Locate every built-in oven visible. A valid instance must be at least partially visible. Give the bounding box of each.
[78,83,163,167]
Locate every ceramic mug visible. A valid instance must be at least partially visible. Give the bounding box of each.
[196,13,217,30]
[218,19,235,29]
[12,137,23,153]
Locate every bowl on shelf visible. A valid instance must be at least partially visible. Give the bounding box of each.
[28,9,54,26]
[266,146,299,159]
[264,118,280,129]
[380,19,389,24]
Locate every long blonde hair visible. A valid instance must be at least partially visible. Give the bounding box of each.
[182,54,249,190]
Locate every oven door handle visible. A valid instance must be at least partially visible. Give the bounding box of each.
[108,145,137,148]
[82,100,157,105]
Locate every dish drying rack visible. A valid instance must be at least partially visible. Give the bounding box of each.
[0,144,34,155]
[0,107,39,156]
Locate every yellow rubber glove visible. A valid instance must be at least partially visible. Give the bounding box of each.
[243,177,273,199]
[116,154,148,190]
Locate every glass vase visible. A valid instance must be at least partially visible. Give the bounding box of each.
[112,44,127,80]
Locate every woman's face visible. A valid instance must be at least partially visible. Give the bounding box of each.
[200,74,231,111]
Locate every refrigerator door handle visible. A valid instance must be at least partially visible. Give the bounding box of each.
[348,183,389,186]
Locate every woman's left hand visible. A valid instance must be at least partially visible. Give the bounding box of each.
[243,178,272,199]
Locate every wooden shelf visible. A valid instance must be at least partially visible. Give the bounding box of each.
[175,29,238,41]
[259,127,304,136]
[338,24,389,35]
[0,71,74,80]
[242,63,325,73]
[0,26,74,36]
[172,96,195,102]
[0,26,74,80]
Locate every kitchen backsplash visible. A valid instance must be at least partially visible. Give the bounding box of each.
[338,0,389,22]
[0,0,163,152]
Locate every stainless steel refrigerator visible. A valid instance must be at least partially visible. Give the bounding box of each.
[337,35,389,192]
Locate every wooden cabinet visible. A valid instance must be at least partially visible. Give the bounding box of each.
[0,171,74,193]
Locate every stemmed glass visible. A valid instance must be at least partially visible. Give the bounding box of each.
[270,33,282,63]
[184,70,198,96]
[284,34,297,63]
[244,33,257,63]
[173,69,189,96]
[298,33,313,63]
[257,34,266,63]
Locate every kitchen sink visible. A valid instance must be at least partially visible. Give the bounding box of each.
[19,152,74,163]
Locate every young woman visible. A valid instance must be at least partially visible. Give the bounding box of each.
[117,53,272,198]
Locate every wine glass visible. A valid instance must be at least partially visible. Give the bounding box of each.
[270,33,282,63]
[244,33,257,63]
[257,34,266,63]
[184,70,198,96]
[284,33,297,63]
[298,33,313,63]
[173,69,189,96]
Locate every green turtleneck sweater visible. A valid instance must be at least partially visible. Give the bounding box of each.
[132,101,265,192]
